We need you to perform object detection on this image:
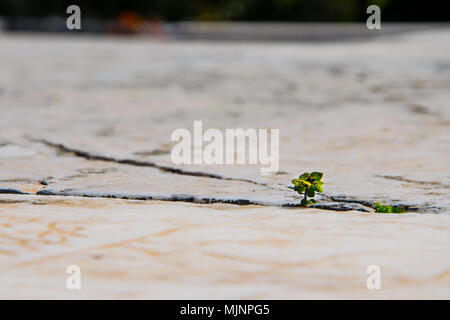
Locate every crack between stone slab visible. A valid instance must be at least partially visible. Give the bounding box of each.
[329,195,446,213]
[5,186,435,213]
[32,189,369,212]
[13,139,437,213]
[0,185,371,212]
[0,188,29,195]
[286,186,375,211]
[376,175,450,189]
[30,138,285,192]
[36,189,277,206]
[330,196,376,209]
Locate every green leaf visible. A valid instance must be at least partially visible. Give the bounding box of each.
[312,184,323,193]
[392,207,406,214]
[300,199,308,207]
[375,202,406,214]
[292,179,300,186]
[307,188,315,197]
[375,202,387,213]
[294,186,306,194]
[376,205,389,213]
[310,172,323,181]
[299,179,311,187]
[308,199,316,205]
[298,172,310,180]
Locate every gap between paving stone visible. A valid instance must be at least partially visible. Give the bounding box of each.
[1,188,371,212]
[31,138,281,190]
[5,138,436,213]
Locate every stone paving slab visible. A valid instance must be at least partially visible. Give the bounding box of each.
[1,195,449,299]
[0,28,449,298]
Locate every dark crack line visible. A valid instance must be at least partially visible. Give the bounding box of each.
[329,196,444,213]
[31,138,285,192]
[0,188,29,195]
[3,187,432,213]
[36,189,273,206]
[286,186,375,211]
[330,196,376,209]
[0,186,370,212]
[32,189,367,211]
[17,139,439,213]
[376,175,450,189]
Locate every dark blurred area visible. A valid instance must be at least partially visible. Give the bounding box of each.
[0,0,448,22]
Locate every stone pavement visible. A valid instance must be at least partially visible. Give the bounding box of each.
[0,26,449,298]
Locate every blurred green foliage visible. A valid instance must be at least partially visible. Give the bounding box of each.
[0,0,447,21]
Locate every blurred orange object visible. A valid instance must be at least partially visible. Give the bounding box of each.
[107,11,142,34]
[106,11,167,39]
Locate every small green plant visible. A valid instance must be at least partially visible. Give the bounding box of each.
[292,172,323,207]
[375,202,406,214]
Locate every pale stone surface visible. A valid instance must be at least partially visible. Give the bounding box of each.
[0,27,449,298]
[1,195,449,299]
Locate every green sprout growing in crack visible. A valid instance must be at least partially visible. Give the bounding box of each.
[375,202,406,214]
[292,172,324,207]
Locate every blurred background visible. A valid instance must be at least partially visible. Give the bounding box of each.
[0,0,448,21]
[0,0,448,36]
